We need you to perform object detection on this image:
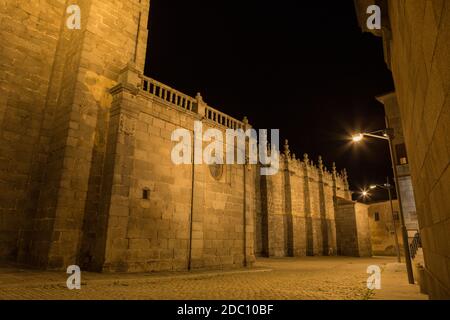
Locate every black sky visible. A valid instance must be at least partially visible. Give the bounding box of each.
[144,0,396,201]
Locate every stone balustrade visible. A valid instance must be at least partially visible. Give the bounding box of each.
[141,76,244,130]
[204,105,244,130]
[141,76,197,112]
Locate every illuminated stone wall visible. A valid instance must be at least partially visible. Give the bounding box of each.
[335,198,372,257]
[2,1,373,273]
[355,0,450,299]
[367,200,403,256]
[0,0,66,262]
[96,70,256,272]
[256,150,356,258]
[0,0,150,269]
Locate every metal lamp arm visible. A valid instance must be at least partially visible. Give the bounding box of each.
[363,132,390,141]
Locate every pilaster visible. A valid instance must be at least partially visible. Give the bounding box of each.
[98,63,142,272]
[318,156,329,255]
[303,154,314,256]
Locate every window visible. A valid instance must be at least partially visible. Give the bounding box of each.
[142,188,150,200]
[374,212,380,221]
[395,143,408,164]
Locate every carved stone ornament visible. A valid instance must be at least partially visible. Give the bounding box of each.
[119,114,136,136]
[209,163,224,180]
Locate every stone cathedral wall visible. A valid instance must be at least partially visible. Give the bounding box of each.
[1,1,373,273]
[0,0,150,269]
[256,149,353,258]
[0,0,66,261]
[94,70,257,272]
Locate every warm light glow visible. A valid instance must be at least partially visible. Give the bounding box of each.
[359,188,371,200]
[352,133,364,142]
[370,185,377,190]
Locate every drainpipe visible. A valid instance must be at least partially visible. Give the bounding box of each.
[242,117,249,267]
[243,158,247,267]
[188,93,206,271]
[188,127,195,271]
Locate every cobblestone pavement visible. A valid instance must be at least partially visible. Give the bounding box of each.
[0,256,426,300]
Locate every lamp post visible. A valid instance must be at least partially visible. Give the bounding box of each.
[352,129,415,284]
[369,177,401,263]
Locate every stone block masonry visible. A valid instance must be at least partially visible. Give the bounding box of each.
[335,198,372,258]
[91,66,256,272]
[368,200,403,256]
[256,143,360,258]
[0,0,150,269]
[354,0,450,299]
[1,1,372,272]
[0,0,67,262]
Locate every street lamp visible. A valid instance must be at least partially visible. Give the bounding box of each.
[351,129,391,142]
[369,177,401,263]
[352,133,364,142]
[351,129,415,284]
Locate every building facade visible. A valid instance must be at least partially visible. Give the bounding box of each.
[354,0,450,299]
[0,0,150,270]
[1,1,372,273]
[255,148,359,257]
[376,93,419,233]
[335,198,372,258]
[367,200,402,256]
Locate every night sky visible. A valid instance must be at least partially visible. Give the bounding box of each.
[144,0,396,201]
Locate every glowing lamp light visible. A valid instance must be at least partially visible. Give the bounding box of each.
[352,133,364,142]
[370,185,377,190]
